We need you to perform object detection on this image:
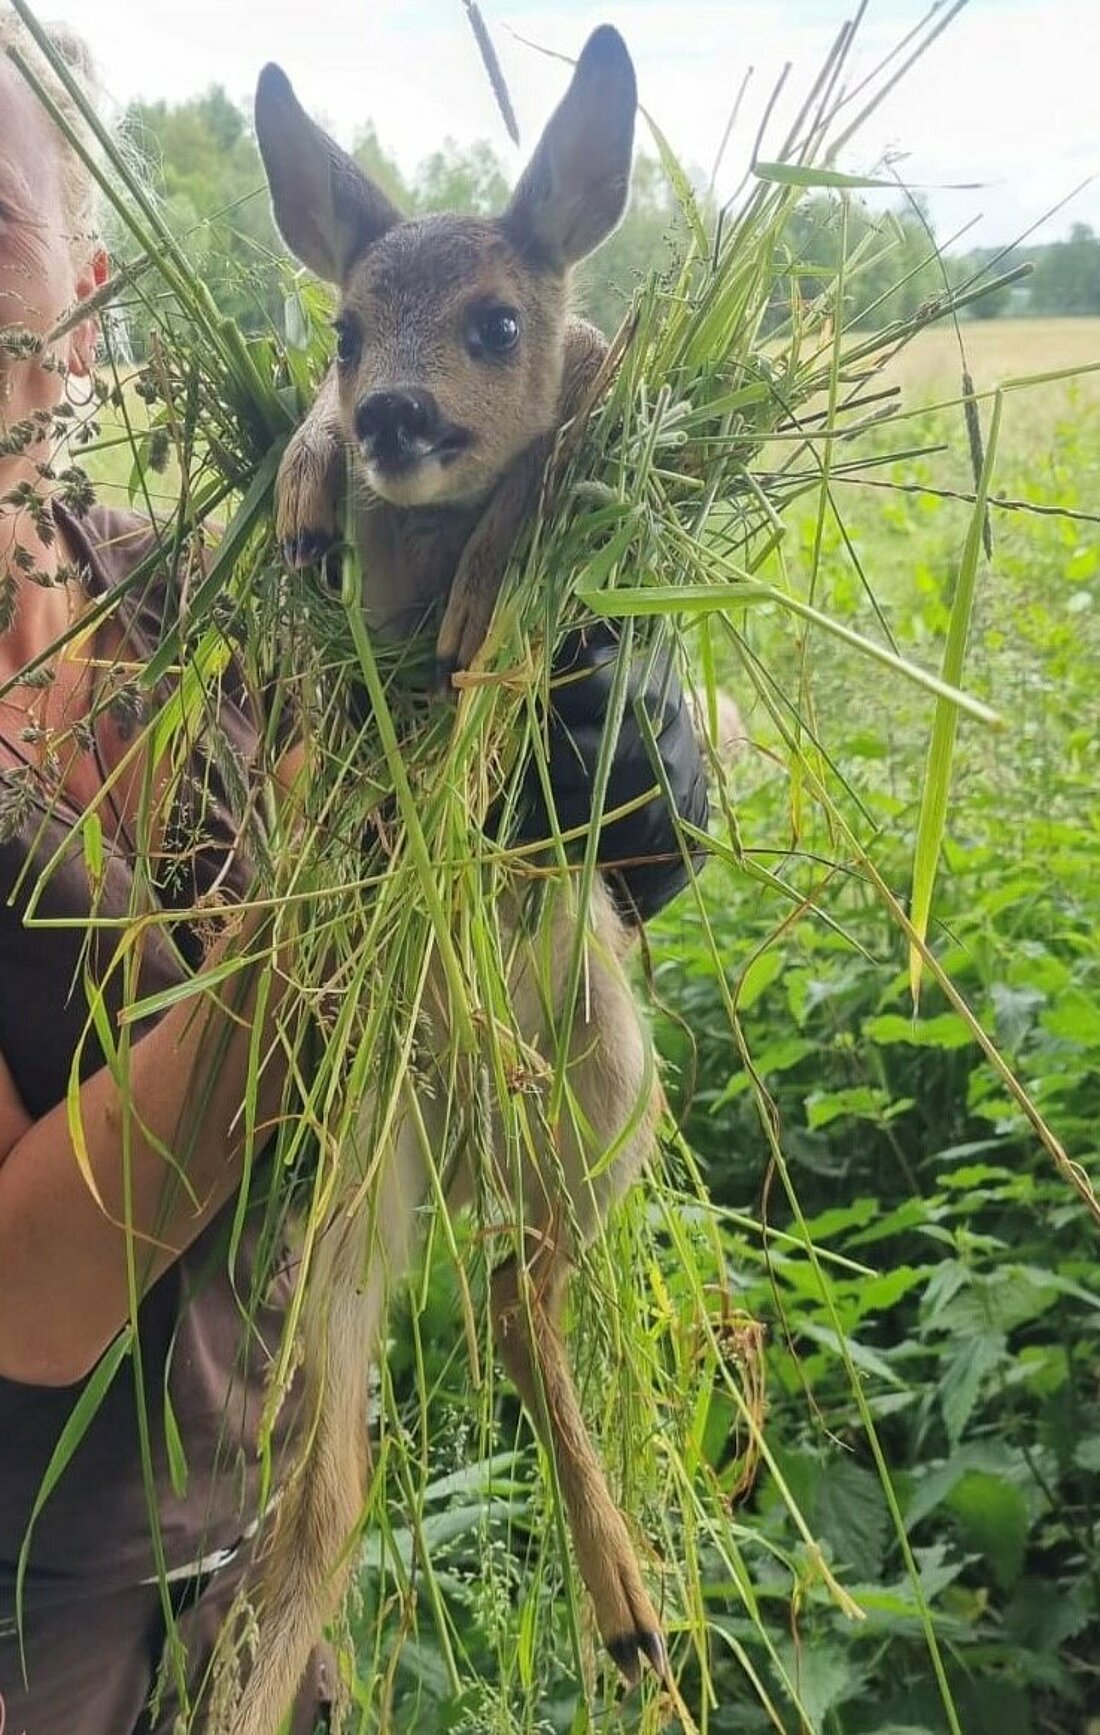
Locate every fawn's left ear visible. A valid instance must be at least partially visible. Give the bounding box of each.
[503,26,637,271]
[255,63,401,283]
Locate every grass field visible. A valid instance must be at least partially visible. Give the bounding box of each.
[864,317,1096,454]
[83,317,1100,512]
[639,310,1100,1735]
[66,265,1100,1727]
[876,314,1100,404]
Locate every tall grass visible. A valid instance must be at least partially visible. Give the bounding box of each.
[5,2,1096,1729]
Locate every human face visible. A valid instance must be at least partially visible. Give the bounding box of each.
[0,56,101,432]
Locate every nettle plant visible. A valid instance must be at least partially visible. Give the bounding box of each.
[4,2,1097,1730]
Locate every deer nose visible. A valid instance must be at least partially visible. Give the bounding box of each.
[355,389,441,459]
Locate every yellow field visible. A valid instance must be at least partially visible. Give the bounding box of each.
[873,316,1100,405]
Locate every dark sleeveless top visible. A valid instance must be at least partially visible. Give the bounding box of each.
[0,505,316,1725]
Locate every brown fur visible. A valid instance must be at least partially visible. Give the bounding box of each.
[228,32,672,1734]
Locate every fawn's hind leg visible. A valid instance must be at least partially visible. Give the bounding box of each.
[228,1105,432,1735]
[491,882,666,1681]
[490,1238,665,1683]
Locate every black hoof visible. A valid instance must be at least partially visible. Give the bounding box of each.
[433,655,459,696]
[280,530,335,568]
[608,1628,667,1685]
[321,547,343,591]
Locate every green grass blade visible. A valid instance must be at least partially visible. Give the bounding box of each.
[908,388,1004,1004]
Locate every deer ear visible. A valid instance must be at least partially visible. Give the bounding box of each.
[503,26,636,271]
[255,63,400,283]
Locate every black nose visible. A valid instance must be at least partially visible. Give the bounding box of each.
[355,389,441,460]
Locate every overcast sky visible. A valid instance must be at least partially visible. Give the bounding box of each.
[44,0,1099,249]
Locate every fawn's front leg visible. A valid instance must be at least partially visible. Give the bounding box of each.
[435,320,609,680]
[434,432,553,680]
[276,367,345,568]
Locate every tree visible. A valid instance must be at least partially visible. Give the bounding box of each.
[1030,223,1100,315]
[413,139,510,216]
[771,194,950,333]
[351,124,410,210]
[123,88,283,338]
[578,154,690,336]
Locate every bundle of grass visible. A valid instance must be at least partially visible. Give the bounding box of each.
[6,3,1086,1731]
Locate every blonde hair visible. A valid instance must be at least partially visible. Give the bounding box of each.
[0,10,103,258]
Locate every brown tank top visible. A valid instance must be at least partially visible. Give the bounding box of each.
[0,503,300,1595]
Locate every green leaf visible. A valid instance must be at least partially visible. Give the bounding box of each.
[800,1320,907,1389]
[905,1443,1026,1530]
[709,1037,815,1106]
[645,113,710,253]
[736,948,783,1010]
[947,1471,1030,1590]
[927,1270,1063,1337]
[1073,1437,1100,1472]
[800,1197,881,1242]
[585,579,1001,722]
[773,1640,864,1727]
[990,982,1044,1050]
[940,1331,1006,1443]
[908,389,1003,1003]
[362,1501,528,1573]
[851,1265,930,1319]
[81,810,104,888]
[163,1386,189,1500]
[1042,989,1100,1047]
[1006,1575,1093,1651]
[777,1450,894,1582]
[806,1085,909,1128]
[754,162,902,189]
[864,1012,974,1050]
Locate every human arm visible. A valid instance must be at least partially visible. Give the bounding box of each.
[0,746,309,1388]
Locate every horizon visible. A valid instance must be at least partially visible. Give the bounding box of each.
[37,0,1100,256]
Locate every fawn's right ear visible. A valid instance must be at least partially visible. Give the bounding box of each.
[255,64,400,283]
[503,26,636,271]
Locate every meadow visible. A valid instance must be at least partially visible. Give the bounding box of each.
[645,315,1100,1735]
[315,315,1100,1734]
[71,310,1100,1733]
[5,0,1098,1721]
[870,315,1100,402]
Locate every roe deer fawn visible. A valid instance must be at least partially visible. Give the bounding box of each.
[233,29,674,1732]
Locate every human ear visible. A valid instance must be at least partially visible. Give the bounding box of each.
[66,249,108,377]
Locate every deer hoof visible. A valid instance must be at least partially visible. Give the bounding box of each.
[433,654,459,697]
[280,529,336,569]
[608,1625,667,1687]
[434,595,491,681]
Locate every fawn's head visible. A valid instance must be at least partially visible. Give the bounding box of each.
[255,29,636,510]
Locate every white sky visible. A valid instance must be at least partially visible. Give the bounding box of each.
[43,0,1100,249]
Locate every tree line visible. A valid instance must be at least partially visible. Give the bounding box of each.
[115,87,1100,351]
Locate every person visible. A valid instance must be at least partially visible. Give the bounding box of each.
[0,15,709,1734]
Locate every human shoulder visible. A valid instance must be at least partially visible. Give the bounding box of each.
[55,498,163,593]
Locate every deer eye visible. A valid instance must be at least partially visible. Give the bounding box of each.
[469,305,521,358]
[333,316,362,369]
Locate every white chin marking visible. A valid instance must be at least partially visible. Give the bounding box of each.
[364,458,453,509]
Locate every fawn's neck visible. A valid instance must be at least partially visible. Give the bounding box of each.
[352,486,486,641]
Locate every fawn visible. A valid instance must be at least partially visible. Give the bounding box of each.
[233,29,671,1732]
